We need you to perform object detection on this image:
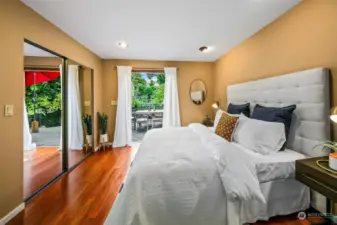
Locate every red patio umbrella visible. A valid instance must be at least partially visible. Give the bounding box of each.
[25,71,60,87]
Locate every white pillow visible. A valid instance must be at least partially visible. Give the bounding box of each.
[213,109,224,130]
[232,114,286,155]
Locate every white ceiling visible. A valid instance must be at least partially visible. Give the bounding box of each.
[22,0,301,62]
[24,42,57,57]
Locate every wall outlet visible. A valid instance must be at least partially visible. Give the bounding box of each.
[111,100,117,106]
[4,105,14,117]
[84,101,91,107]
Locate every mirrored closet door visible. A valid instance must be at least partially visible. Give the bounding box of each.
[67,59,94,169]
[23,41,94,201]
[23,40,64,200]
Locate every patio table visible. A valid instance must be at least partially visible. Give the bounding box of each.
[132,110,163,130]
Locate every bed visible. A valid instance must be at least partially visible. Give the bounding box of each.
[104,68,330,225]
[227,67,331,219]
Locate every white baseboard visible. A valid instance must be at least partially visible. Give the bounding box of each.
[0,203,25,225]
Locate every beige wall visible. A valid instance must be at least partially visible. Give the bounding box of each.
[214,0,337,137]
[103,60,214,140]
[0,1,103,218]
[80,68,93,115]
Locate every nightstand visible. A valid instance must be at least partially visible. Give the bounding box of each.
[296,156,337,222]
[296,157,337,204]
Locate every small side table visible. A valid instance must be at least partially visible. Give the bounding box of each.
[296,157,337,222]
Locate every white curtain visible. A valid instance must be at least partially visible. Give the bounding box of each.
[23,102,36,151]
[113,66,132,148]
[163,67,181,127]
[60,65,84,150]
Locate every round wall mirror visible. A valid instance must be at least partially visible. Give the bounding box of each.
[190,79,206,105]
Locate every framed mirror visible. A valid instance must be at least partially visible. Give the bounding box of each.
[190,79,206,105]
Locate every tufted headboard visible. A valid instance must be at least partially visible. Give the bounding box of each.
[227,68,330,157]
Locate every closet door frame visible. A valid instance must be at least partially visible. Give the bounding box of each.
[23,39,94,202]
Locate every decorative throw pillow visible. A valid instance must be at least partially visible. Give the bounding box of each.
[215,112,239,141]
[227,103,250,117]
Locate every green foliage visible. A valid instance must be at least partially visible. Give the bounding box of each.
[25,78,62,127]
[26,78,61,115]
[131,72,165,109]
[83,114,93,135]
[315,141,337,153]
[157,74,165,84]
[152,84,164,105]
[97,112,108,135]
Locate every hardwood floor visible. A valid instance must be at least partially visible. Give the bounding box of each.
[11,147,131,225]
[24,147,89,199]
[13,147,325,225]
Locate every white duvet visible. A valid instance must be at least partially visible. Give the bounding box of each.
[105,124,265,225]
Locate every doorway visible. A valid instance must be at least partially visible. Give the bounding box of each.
[131,72,165,155]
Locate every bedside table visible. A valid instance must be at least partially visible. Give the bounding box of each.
[295,156,337,217]
[296,157,337,203]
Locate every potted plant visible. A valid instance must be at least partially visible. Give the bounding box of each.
[98,112,108,143]
[316,141,337,170]
[201,115,214,127]
[83,114,92,146]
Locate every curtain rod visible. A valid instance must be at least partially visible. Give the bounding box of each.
[113,66,179,71]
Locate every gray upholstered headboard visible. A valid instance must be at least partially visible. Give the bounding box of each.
[227,68,330,157]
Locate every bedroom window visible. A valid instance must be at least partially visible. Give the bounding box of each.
[131,72,165,143]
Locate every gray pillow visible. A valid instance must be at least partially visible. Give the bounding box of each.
[227,103,250,117]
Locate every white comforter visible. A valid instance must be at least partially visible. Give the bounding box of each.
[105,124,265,225]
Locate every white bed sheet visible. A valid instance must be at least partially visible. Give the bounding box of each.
[241,179,310,222]
[231,143,307,183]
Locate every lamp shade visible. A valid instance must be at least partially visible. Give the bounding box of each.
[331,106,337,123]
[212,101,220,109]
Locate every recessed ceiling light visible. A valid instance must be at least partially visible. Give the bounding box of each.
[199,46,209,52]
[117,41,128,49]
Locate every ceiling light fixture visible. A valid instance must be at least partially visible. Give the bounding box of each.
[199,46,209,52]
[117,41,128,49]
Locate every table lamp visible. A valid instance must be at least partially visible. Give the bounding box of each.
[212,101,220,109]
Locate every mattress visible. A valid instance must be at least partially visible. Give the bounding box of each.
[231,143,307,183]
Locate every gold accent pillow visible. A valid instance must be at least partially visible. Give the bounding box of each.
[215,112,239,141]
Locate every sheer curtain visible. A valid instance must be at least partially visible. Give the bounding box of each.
[60,65,83,150]
[67,65,84,150]
[113,66,132,148]
[163,67,181,127]
[23,102,36,151]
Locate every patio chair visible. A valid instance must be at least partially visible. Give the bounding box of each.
[151,112,163,128]
[136,114,151,131]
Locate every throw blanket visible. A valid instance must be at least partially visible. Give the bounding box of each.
[105,124,265,225]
